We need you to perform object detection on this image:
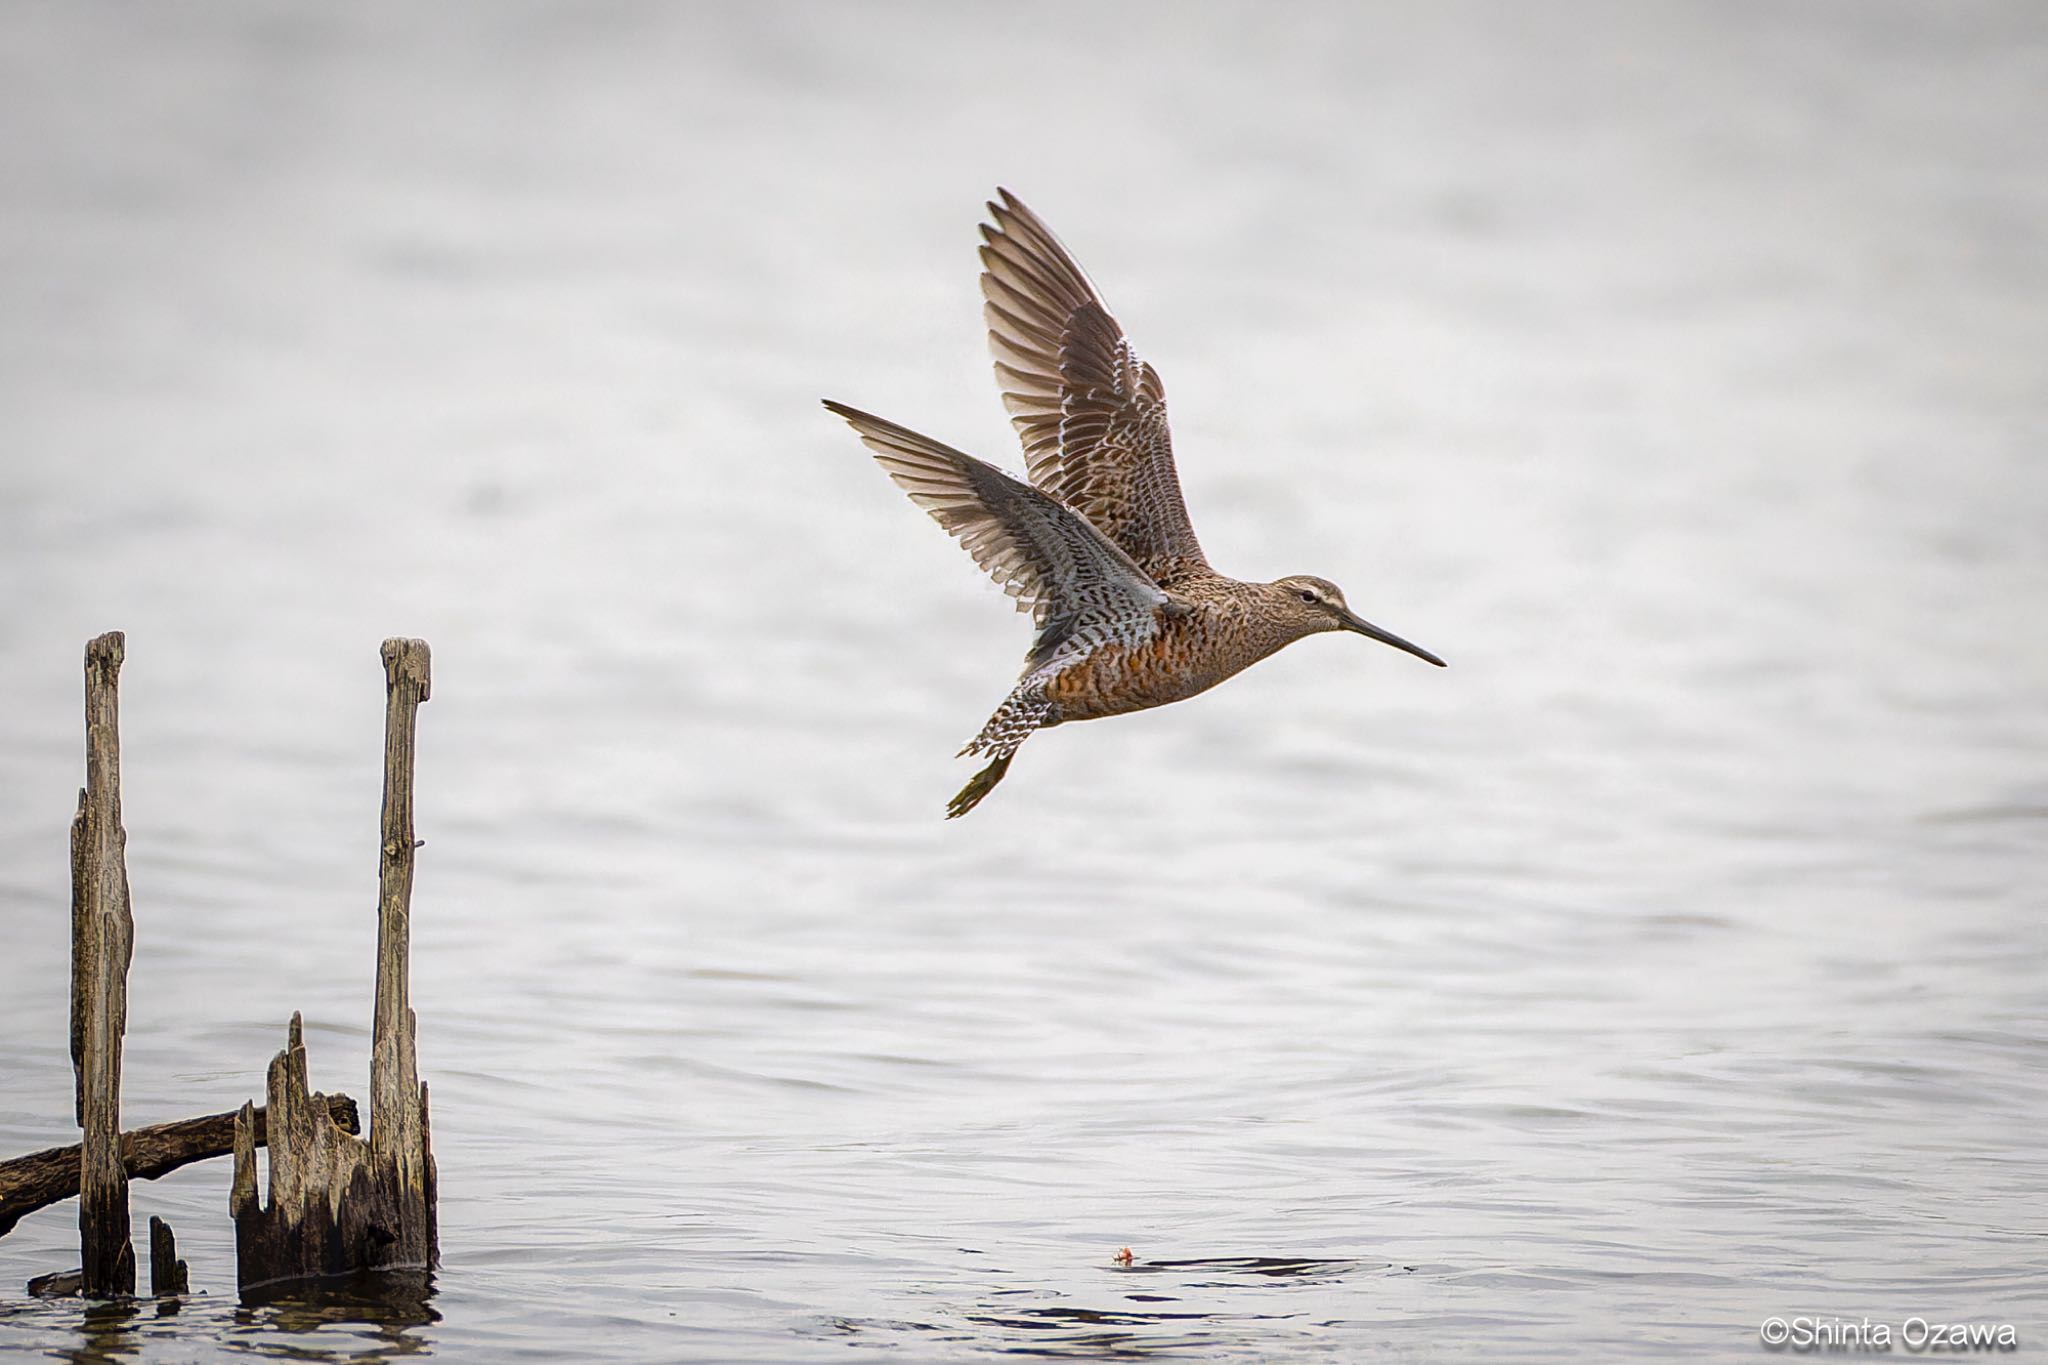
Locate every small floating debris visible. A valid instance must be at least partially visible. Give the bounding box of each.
[1111,1247,1135,1266]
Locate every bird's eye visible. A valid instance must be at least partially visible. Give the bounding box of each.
[1298,589,1318,604]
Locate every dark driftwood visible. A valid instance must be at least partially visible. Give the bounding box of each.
[0,1095,360,1238]
[231,639,438,1291]
[26,1269,83,1298]
[71,631,135,1297]
[149,1216,187,1295]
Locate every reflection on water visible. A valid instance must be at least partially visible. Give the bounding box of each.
[63,1300,144,1365]
[832,1256,1387,1359]
[1119,1255,1369,1280]
[233,1272,439,1361]
[3,1274,437,1365]
[2,0,2045,1360]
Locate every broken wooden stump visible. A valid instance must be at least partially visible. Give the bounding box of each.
[0,1095,360,1238]
[149,1216,188,1296]
[230,638,438,1291]
[71,630,136,1298]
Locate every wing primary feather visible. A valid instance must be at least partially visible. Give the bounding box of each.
[976,192,1210,582]
[822,399,1169,644]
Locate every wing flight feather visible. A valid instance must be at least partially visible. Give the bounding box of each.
[823,400,1169,663]
[979,189,1209,583]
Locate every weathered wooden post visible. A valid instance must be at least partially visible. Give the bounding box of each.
[3,633,419,1300]
[71,630,135,1297]
[230,638,438,1290]
[149,1216,187,1296]
[369,638,436,1272]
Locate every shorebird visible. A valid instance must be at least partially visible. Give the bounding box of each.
[825,189,1444,818]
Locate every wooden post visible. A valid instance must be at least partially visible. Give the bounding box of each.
[230,639,437,1290]
[71,630,135,1298]
[371,638,436,1269]
[149,1216,188,1296]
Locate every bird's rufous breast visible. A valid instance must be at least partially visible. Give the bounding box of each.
[1045,603,1286,722]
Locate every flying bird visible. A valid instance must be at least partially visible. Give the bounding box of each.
[825,189,1443,818]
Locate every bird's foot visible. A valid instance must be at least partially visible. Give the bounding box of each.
[945,752,1015,819]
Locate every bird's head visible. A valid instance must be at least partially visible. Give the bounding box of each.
[1269,575,1446,667]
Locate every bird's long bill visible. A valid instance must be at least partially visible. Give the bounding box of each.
[1339,609,1446,667]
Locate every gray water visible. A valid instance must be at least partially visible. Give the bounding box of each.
[3,3,2045,1359]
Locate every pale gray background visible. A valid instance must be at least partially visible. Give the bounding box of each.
[3,2,2044,1359]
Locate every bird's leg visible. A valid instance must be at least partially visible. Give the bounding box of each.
[946,752,1015,819]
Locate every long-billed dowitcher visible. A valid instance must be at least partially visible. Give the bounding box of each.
[826,189,1444,818]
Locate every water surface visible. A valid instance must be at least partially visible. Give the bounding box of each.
[2,3,2045,1359]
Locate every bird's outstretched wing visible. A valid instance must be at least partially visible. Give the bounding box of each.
[979,188,1210,584]
[824,400,1170,667]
